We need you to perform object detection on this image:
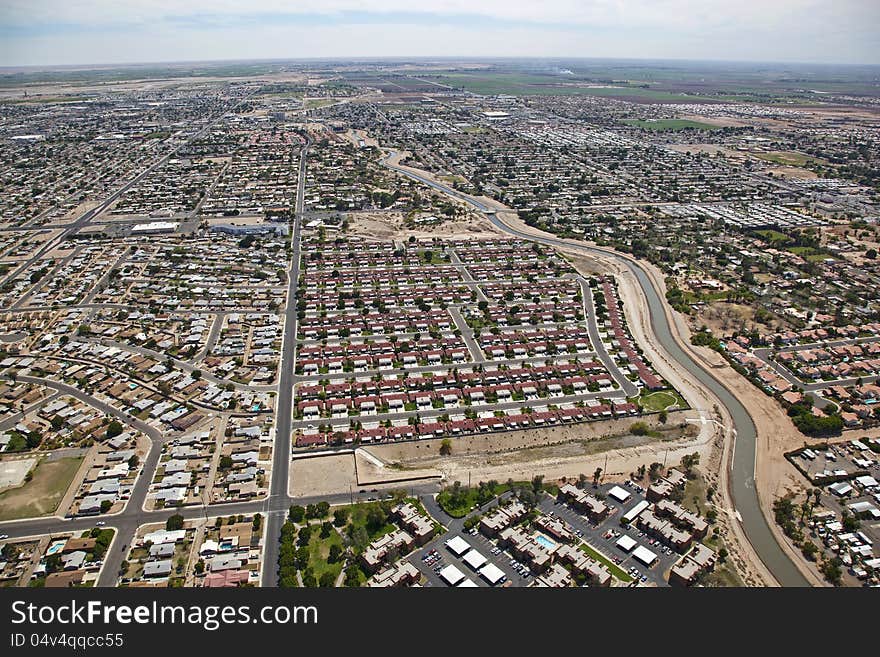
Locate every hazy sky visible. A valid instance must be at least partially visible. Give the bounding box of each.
[1,0,878,67]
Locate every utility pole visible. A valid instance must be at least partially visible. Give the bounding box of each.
[349,484,353,506]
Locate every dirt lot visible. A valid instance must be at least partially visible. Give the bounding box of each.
[289,453,357,497]
[345,209,500,242]
[363,412,708,485]
[0,455,82,521]
[695,302,758,335]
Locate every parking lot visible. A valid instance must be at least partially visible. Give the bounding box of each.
[538,481,679,587]
[407,528,531,587]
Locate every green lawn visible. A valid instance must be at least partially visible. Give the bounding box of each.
[623,119,721,131]
[578,542,632,582]
[437,482,512,517]
[637,390,686,412]
[0,456,82,521]
[307,529,345,582]
[341,502,397,540]
[787,246,832,262]
[754,229,791,245]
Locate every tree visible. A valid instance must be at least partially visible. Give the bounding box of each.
[681,453,700,476]
[100,499,112,514]
[306,503,318,519]
[219,455,233,470]
[105,420,124,439]
[252,514,262,531]
[577,473,588,489]
[365,506,387,532]
[319,571,336,587]
[347,526,369,554]
[320,521,333,538]
[316,501,330,517]
[648,462,663,482]
[194,559,205,574]
[718,547,729,562]
[439,438,452,456]
[289,505,306,523]
[333,509,349,527]
[301,568,317,587]
[531,474,544,493]
[658,410,668,424]
[592,467,603,488]
[166,514,184,531]
[328,544,343,563]
[344,566,362,587]
[866,248,877,260]
[127,454,139,469]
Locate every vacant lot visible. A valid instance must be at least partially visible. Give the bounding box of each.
[752,151,828,167]
[0,456,82,520]
[623,119,721,131]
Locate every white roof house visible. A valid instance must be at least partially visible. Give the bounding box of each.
[457,578,479,587]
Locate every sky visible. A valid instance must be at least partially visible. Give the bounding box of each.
[1,0,878,68]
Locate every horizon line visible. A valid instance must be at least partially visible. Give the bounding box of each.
[3,54,880,73]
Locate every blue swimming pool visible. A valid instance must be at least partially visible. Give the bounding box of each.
[534,534,557,550]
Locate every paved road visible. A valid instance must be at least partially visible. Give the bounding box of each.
[380,152,809,586]
[577,276,640,398]
[260,137,311,586]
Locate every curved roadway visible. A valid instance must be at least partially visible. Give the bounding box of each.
[382,152,809,587]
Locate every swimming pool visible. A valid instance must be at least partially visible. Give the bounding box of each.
[534,534,557,550]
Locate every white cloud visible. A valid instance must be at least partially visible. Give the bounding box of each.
[1,1,878,65]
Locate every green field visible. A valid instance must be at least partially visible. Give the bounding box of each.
[304,98,337,110]
[622,119,721,131]
[438,74,698,101]
[578,542,632,582]
[787,246,832,262]
[307,529,345,582]
[0,456,82,521]
[754,229,791,244]
[637,390,686,412]
[341,502,397,540]
[437,483,511,517]
[752,151,828,167]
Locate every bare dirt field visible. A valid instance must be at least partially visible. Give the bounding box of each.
[762,165,819,180]
[363,412,708,486]
[290,453,357,497]
[0,455,82,521]
[345,210,500,242]
[695,302,758,336]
